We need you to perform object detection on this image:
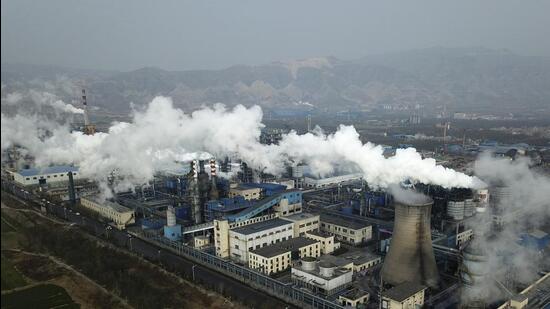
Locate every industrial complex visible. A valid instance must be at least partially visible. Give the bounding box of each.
[1,89,549,309]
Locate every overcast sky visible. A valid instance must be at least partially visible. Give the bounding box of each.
[2,0,550,71]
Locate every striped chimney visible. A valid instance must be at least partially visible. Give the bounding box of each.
[210,159,216,177]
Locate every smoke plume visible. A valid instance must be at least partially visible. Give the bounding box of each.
[1,96,483,193]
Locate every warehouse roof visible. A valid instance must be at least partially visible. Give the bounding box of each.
[18,165,78,177]
[320,214,371,230]
[231,218,292,236]
[82,195,133,213]
[382,282,426,302]
[250,237,318,258]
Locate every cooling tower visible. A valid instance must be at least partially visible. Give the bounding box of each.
[381,197,439,288]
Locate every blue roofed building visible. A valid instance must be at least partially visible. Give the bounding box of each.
[12,165,81,186]
[519,230,550,251]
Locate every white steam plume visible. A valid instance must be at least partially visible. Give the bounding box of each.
[1,96,483,192]
[461,154,550,303]
[1,89,84,115]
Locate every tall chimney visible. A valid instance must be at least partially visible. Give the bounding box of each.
[209,159,219,200]
[68,171,76,206]
[381,197,439,288]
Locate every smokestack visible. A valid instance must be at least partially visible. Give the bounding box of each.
[81,88,96,135]
[188,160,202,224]
[381,196,439,288]
[209,159,219,200]
[68,171,76,206]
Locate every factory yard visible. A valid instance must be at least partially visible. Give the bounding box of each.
[0,196,247,309]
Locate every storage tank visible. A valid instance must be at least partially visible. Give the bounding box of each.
[318,262,335,277]
[301,257,316,271]
[490,186,513,209]
[447,200,465,220]
[381,196,439,288]
[166,205,176,227]
[464,198,475,217]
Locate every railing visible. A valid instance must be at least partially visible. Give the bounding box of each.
[137,231,344,309]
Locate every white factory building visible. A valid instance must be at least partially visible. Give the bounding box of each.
[11,165,81,186]
[80,195,135,229]
[292,258,353,296]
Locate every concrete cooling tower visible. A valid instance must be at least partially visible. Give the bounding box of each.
[381,197,439,288]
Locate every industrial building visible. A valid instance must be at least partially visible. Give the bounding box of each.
[80,195,135,229]
[227,218,294,264]
[248,237,320,275]
[381,282,427,309]
[12,165,80,186]
[292,258,353,296]
[305,230,337,254]
[281,212,320,237]
[318,251,381,275]
[338,290,370,308]
[319,215,372,245]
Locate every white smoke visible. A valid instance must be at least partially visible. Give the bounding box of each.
[461,154,550,304]
[1,96,483,193]
[1,88,84,115]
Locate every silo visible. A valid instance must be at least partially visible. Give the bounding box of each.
[464,198,475,217]
[490,186,512,209]
[381,197,439,288]
[447,200,465,220]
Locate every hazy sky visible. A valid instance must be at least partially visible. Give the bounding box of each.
[2,0,550,71]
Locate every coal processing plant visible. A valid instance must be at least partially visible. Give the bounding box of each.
[3,152,549,308]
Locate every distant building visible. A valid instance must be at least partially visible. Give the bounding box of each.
[12,165,80,186]
[381,282,427,309]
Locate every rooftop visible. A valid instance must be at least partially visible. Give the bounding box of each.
[338,250,381,265]
[250,237,318,258]
[305,229,334,238]
[382,282,426,302]
[231,218,292,236]
[282,212,319,222]
[320,214,371,230]
[82,195,133,213]
[18,165,78,177]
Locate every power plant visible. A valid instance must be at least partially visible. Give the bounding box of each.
[381,196,439,288]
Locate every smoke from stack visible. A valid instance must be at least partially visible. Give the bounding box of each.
[1,96,484,196]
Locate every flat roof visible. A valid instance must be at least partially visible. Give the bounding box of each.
[282,212,319,222]
[18,165,78,177]
[82,195,133,213]
[305,230,334,238]
[320,214,371,230]
[250,237,318,258]
[318,255,353,268]
[382,282,426,302]
[338,250,381,265]
[231,218,292,236]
